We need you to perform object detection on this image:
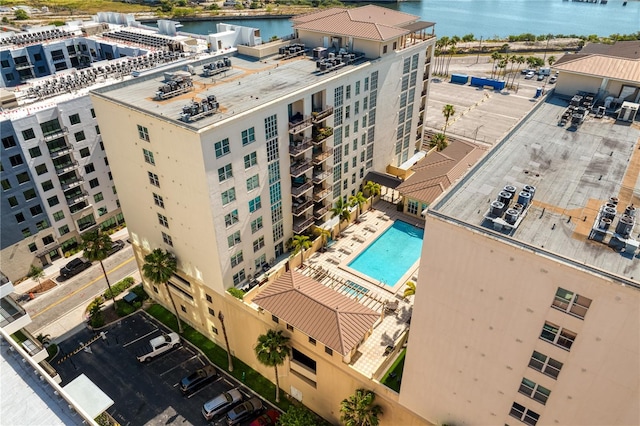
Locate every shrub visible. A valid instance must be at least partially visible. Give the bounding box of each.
[103,276,135,299]
[115,301,136,317]
[130,284,149,301]
[88,297,105,327]
[46,343,58,362]
[227,288,245,300]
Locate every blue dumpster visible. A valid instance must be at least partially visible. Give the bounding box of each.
[535,87,543,98]
[450,74,469,84]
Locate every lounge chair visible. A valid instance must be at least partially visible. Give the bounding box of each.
[365,225,378,232]
[339,247,352,255]
[352,234,366,243]
[384,300,399,314]
[327,256,340,264]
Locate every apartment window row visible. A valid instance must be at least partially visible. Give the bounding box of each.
[518,377,551,405]
[540,322,576,351]
[509,402,540,426]
[552,287,591,319]
[265,115,278,141]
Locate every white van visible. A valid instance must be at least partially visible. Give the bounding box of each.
[202,388,243,421]
[539,67,551,76]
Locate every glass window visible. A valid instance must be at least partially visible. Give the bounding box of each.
[162,232,173,246]
[540,321,576,351]
[148,171,160,187]
[85,163,95,174]
[232,269,246,285]
[528,351,563,379]
[249,196,262,213]
[224,209,239,227]
[552,287,591,319]
[137,125,150,141]
[143,148,154,165]
[16,172,30,184]
[242,127,255,145]
[253,236,265,252]
[265,115,278,140]
[230,251,243,267]
[158,213,169,228]
[30,204,43,216]
[214,138,230,158]
[153,193,164,208]
[59,224,70,235]
[268,161,280,184]
[509,402,540,426]
[1,179,11,190]
[218,164,233,182]
[41,180,53,191]
[28,146,42,158]
[23,188,36,200]
[244,152,258,169]
[69,113,81,125]
[251,216,263,233]
[227,231,241,248]
[47,195,59,207]
[9,154,24,167]
[247,175,259,191]
[8,196,18,207]
[79,147,90,158]
[89,178,99,188]
[2,135,16,149]
[222,187,236,205]
[266,138,279,162]
[94,192,104,203]
[518,378,551,405]
[22,128,36,140]
[74,131,86,142]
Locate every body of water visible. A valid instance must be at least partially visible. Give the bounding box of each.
[176,0,639,40]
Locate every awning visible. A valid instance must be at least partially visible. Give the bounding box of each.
[364,171,403,189]
[63,374,114,419]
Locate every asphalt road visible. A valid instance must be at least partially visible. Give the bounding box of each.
[24,244,139,334]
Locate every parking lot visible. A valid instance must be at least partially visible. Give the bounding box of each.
[55,312,273,425]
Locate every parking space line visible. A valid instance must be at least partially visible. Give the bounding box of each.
[121,329,159,347]
[159,354,199,377]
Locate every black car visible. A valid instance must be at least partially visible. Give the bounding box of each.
[59,258,91,279]
[107,239,125,257]
[225,397,263,425]
[179,365,218,394]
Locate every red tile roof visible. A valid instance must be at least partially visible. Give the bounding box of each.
[253,270,379,355]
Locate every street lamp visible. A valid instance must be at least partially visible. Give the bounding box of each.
[474,124,484,143]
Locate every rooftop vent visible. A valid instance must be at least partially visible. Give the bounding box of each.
[483,183,535,234]
[279,43,308,60]
[202,57,231,77]
[588,199,639,255]
[155,72,193,100]
[180,95,219,122]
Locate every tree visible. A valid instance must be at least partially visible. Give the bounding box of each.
[82,231,117,307]
[254,329,290,403]
[363,181,381,208]
[218,311,234,372]
[403,281,416,299]
[430,133,448,151]
[442,104,455,136]
[36,333,51,346]
[142,248,182,333]
[547,55,556,67]
[331,198,352,232]
[314,227,332,252]
[462,33,475,43]
[289,234,311,267]
[349,192,367,221]
[340,388,383,426]
[14,9,29,20]
[278,405,318,426]
[27,265,45,285]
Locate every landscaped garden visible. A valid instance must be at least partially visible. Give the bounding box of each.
[380,348,406,392]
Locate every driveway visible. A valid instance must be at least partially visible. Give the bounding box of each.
[54,312,274,425]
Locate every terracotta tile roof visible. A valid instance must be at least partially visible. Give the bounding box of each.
[398,140,487,204]
[253,270,379,355]
[554,42,640,83]
[292,5,421,42]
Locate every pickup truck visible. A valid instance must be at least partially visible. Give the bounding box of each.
[137,332,181,362]
[59,258,92,280]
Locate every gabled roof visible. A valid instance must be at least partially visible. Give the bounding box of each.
[397,140,487,204]
[292,5,421,42]
[253,270,379,355]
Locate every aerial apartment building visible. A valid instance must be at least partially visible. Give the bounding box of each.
[400,97,640,425]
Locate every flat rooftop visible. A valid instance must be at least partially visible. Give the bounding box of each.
[430,98,640,288]
[92,52,371,131]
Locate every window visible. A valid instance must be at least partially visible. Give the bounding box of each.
[97,207,107,216]
[355,81,360,95]
[246,175,259,191]
[8,196,18,207]
[162,232,173,246]
[143,148,155,165]
[69,113,81,125]
[2,135,16,149]
[244,152,257,169]
[407,199,419,215]
[23,188,36,200]
[230,251,243,267]
[42,180,53,191]
[59,225,70,235]
[308,337,316,345]
[96,125,100,135]
[214,138,230,158]
[79,147,90,158]
[227,231,241,248]
[148,171,160,187]
[265,115,278,140]
[225,209,239,227]
[273,221,284,242]
[383,45,388,54]
[255,254,266,270]
[91,108,96,118]
[137,125,150,141]
[89,178,99,189]
[325,346,333,356]
[519,378,551,405]
[153,193,164,208]
[22,128,36,140]
[74,131,86,142]
[253,236,265,252]
[26,147,42,159]
[251,217,263,233]
[22,228,31,238]
[249,196,262,213]
[42,234,54,245]
[509,402,540,426]
[15,213,25,223]
[266,138,279,162]
[218,164,233,182]
[30,204,43,216]
[158,213,169,228]
[53,211,65,221]
[208,307,215,316]
[286,324,294,332]
[242,127,255,145]
[291,348,316,374]
[268,162,280,184]
[206,294,213,303]
[272,203,282,223]
[272,315,279,323]
[552,287,591,319]
[28,243,38,253]
[345,105,351,120]
[85,163,95,174]
[232,269,246,285]
[17,172,30,184]
[346,85,351,100]
[90,192,102,203]
[222,188,236,205]
[529,351,563,379]
[211,326,218,334]
[334,86,343,107]
[540,322,576,351]
[47,195,59,207]
[1,179,11,190]
[10,154,24,167]
[180,305,187,313]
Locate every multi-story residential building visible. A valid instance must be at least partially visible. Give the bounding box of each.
[91,5,435,422]
[400,98,640,424]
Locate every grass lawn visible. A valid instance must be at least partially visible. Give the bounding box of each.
[380,348,406,392]
[145,304,294,412]
[1,0,154,15]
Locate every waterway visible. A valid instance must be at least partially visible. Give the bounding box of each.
[175,0,639,40]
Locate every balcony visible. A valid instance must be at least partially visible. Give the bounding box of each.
[293,217,314,234]
[311,106,334,124]
[289,114,313,134]
[48,144,73,159]
[290,159,313,178]
[312,171,330,184]
[289,138,313,156]
[13,329,48,363]
[314,204,330,219]
[292,199,313,216]
[43,126,69,142]
[1,273,13,299]
[312,127,333,144]
[15,62,33,71]
[313,187,330,202]
[0,296,31,335]
[66,191,88,207]
[60,177,84,191]
[312,149,332,165]
[291,181,313,198]
[54,159,79,175]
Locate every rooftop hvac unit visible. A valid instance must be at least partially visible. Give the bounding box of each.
[615,215,634,238]
[602,205,617,220]
[624,205,636,217]
[490,200,505,217]
[599,217,612,230]
[503,185,517,196]
[498,191,512,206]
[505,209,519,225]
[517,191,531,207]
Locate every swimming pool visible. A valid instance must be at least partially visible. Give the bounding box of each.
[348,221,424,286]
[341,281,369,299]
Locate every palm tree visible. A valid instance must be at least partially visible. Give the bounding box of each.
[349,192,367,221]
[314,227,332,252]
[403,281,416,299]
[340,388,383,426]
[490,52,502,79]
[218,311,234,372]
[254,329,290,403]
[331,198,352,233]
[289,234,311,267]
[547,55,556,67]
[497,59,507,81]
[82,231,117,306]
[363,181,381,210]
[430,132,448,151]
[142,248,182,333]
[511,55,526,87]
[442,104,455,136]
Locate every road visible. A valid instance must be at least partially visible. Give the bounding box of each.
[23,245,138,335]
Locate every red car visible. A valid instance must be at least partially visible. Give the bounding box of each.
[249,409,281,426]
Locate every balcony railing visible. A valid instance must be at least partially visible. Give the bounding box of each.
[312,171,330,184]
[289,138,313,156]
[288,115,313,134]
[48,145,73,159]
[78,220,97,232]
[0,296,28,329]
[312,149,332,165]
[314,204,330,219]
[54,160,79,175]
[313,187,330,202]
[15,62,33,71]
[290,159,313,178]
[60,177,84,191]
[311,106,334,123]
[312,127,333,144]
[43,126,69,142]
[66,191,88,207]
[293,217,315,233]
[291,181,313,198]
[292,199,313,216]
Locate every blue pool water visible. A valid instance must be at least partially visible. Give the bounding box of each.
[341,281,369,300]
[348,221,424,286]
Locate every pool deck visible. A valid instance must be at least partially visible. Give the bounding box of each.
[297,200,423,379]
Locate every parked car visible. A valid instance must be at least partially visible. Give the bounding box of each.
[520,68,532,75]
[549,76,558,84]
[136,332,181,362]
[107,239,125,257]
[202,388,243,421]
[249,409,281,426]
[59,258,91,279]
[225,397,263,425]
[179,365,218,394]
[537,73,545,81]
[524,71,535,79]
